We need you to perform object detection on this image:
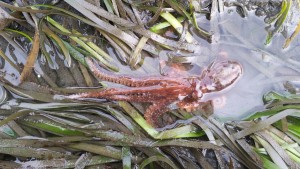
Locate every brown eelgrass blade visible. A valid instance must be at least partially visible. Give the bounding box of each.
[0,2,50,13]
[283,20,300,49]
[129,36,148,67]
[20,28,40,82]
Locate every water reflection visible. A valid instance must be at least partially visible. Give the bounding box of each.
[193,8,300,121]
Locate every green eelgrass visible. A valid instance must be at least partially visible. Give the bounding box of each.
[160,12,195,43]
[265,0,291,45]
[119,101,205,139]
[46,17,118,71]
[150,17,185,33]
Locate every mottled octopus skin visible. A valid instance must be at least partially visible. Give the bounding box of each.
[69,58,243,126]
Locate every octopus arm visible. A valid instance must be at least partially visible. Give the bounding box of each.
[97,95,166,103]
[144,101,174,126]
[86,57,184,87]
[68,85,191,101]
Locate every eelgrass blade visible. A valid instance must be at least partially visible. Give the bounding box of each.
[164,0,211,41]
[150,17,185,33]
[160,11,195,43]
[246,105,300,120]
[45,17,118,71]
[194,116,262,168]
[274,116,300,139]
[0,48,20,73]
[0,147,75,159]
[62,41,87,67]
[68,143,122,159]
[283,19,300,48]
[74,153,91,169]
[118,101,158,136]
[42,25,71,67]
[265,0,291,45]
[235,109,299,139]
[0,2,50,13]
[73,30,113,62]
[257,131,299,168]
[0,124,16,138]
[107,107,141,135]
[19,115,86,136]
[4,28,33,41]
[1,82,58,102]
[259,155,282,169]
[39,31,57,69]
[155,125,205,139]
[119,101,204,139]
[0,109,31,128]
[103,0,114,14]
[20,155,118,168]
[267,131,300,161]
[64,0,201,53]
[140,155,180,169]
[255,135,289,169]
[236,139,264,166]
[129,36,148,67]
[20,26,40,82]
[122,147,131,169]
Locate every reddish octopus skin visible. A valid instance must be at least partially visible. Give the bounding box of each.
[69,58,243,126]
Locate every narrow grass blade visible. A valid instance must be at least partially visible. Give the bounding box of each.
[0,109,31,127]
[283,19,300,48]
[150,17,185,33]
[122,147,131,169]
[255,135,289,169]
[4,28,33,41]
[130,36,148,67]
[62,41,87,67]
[19,116,85,136]
[140,155,180,169]
[160,12,195,43]
[235,109,299,139]
[46,17,118,71]
[20,155,118,168]
[119,101,203,139]
[42,25,71,67]
[0,147,75,159]
[68,143,122,159]
[0,48,20,72]
[20,27,40,82]
[265,0,291,45]
[0,2,50,13]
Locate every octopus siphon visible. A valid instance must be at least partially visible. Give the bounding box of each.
[69,58,243,126]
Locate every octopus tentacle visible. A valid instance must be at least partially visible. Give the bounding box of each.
[101,95,165,102]
[68,85,193,102]
[86,57,184,87]
[144,101,173,127]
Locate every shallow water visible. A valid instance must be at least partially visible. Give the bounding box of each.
[1,4,300,124]
[199,9,300,121]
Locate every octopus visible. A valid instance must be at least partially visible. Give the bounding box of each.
[69,57,243,126]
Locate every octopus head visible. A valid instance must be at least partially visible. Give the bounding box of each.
[200,60,242,92]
